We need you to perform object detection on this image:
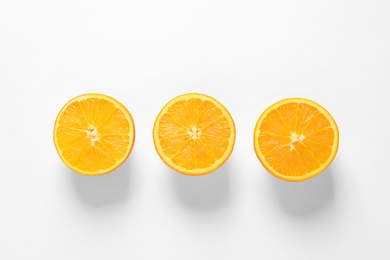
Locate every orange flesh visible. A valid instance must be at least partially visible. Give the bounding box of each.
[154,93,235,175]
[54,94,135,175]
[254,98,338,181]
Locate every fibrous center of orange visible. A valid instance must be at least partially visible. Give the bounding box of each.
[187,125,202,140]
[289,132,305,151]
[86,126,99,146]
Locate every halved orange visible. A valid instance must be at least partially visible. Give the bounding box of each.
[153,93,236,176]
[53,93,135,176]
[254,98,339,181]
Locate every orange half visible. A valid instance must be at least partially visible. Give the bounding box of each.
[254,98,339,181]
[153,93,236,176]
[53,93,135,176]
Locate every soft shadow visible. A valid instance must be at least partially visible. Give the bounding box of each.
[68,156,135,207]
[170,161,231,210]
[270,165,335,216]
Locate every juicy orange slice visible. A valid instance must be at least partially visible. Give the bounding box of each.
[53,93,135,176]
[153,93,236,176]
[254,98,339,181]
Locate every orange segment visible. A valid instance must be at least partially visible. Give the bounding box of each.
[254,98,339,181]
[53,93,135,175]
[153,93,235,176]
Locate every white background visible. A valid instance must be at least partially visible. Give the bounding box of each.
[1,0,390,259]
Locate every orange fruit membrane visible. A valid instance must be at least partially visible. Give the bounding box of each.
[53,93,135,176]
[153,93,236,176]
[254,98,339,181]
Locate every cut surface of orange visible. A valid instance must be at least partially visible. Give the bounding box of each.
[53,93,135,176]
[153,93,236,176]
[254,98,339,181]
